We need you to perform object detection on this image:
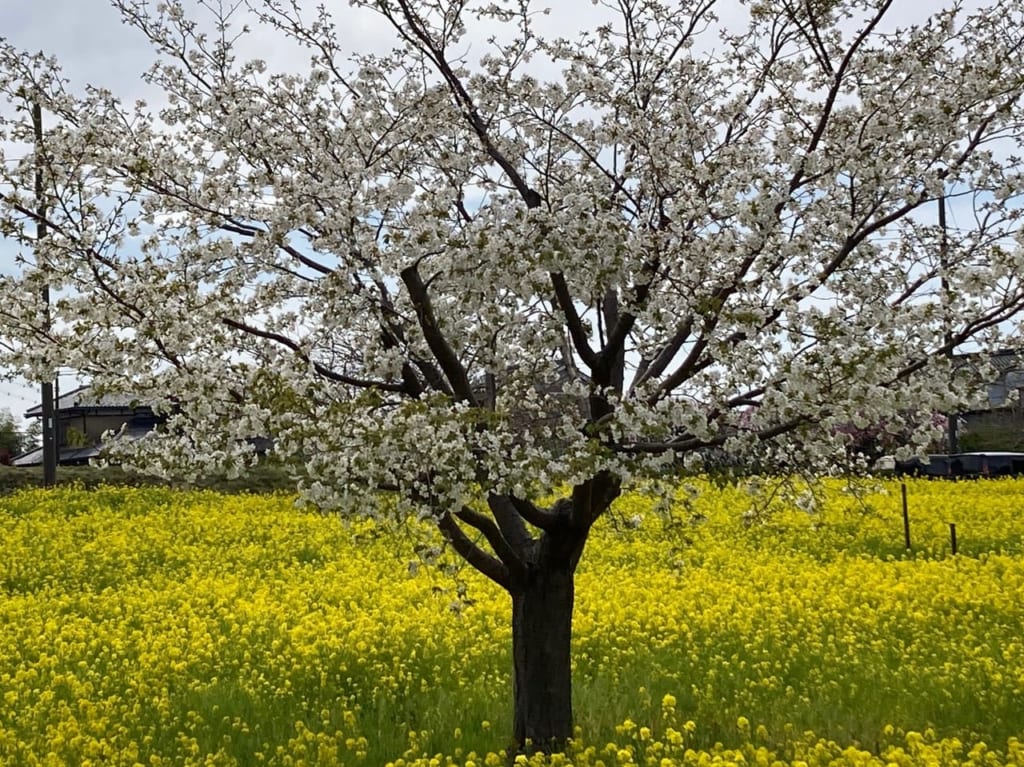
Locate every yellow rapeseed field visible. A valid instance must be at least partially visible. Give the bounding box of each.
[0,479,1022,766]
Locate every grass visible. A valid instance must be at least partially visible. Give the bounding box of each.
[0,460,299,495]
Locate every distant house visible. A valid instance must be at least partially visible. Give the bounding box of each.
[953,349,1024,451]
[12,386,163,467]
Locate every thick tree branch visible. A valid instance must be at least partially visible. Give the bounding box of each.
[354,271,454,397]
[891,295,1024,384]
[618,414,815,455]
[600,289,625,394]
[632,318,694,391]
[570,471,621,533]
[220,317,411,393]
[219,220,334,276]
[400,263,477,403]
[486,494,535,556]
[550,273,598,368]
[438,513,511,590]
[455,505,526,580]
[507,494,562,533]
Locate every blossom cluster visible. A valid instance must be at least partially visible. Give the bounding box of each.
[5,1,1024,520]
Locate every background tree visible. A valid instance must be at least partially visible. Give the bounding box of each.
[3,0,1024,751]
[0,408,31,459]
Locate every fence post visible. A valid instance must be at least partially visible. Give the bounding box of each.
[950,523,958,555]
[901,482,911,550]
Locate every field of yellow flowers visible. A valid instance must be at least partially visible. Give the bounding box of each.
[0,479,1022,766]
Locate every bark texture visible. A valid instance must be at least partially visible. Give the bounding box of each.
[511,558,575,751]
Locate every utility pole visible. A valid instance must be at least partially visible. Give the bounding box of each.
[33,102,58,485]
[939,193,958,455]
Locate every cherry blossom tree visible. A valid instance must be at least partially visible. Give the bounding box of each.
[4,0,1024,750]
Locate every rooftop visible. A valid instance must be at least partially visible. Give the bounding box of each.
[24,386,154,418]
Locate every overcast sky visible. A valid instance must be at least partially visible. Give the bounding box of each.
[0,0,1000,425]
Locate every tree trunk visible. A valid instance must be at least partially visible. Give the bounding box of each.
[511,559,575,753]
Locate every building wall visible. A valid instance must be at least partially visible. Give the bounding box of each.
[58,413,141,446]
